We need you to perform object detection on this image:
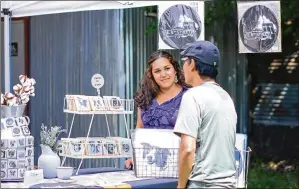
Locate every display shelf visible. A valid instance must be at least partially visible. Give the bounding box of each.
[60,95,133,176]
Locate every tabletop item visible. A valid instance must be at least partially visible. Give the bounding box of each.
[56,167,74,180]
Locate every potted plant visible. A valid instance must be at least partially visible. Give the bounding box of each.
[38,123,66,178]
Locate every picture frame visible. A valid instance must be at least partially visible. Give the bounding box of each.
[74,95,91,112]
[89,96,106,111]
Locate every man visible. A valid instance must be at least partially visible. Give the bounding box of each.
[174,41,237,188]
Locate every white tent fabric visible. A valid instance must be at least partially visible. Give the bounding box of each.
[1,1,158,18]
[1,1,159,93]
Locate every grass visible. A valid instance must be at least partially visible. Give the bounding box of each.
[247,161,298,188]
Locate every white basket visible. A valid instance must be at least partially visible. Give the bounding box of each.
[1,104,27,118]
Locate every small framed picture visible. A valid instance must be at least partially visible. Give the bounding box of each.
[8,159,17,169]
[7,169,18,179]
[17,138,26,147]
[17,149,26,159]
[1,139,8,148]
[7,139,17,148]
[1,150,7,159]
[21,126,31,136]
[74,96,91,112]
[25,157,33,168]
[1,169,7,179]
[11,126,21,137]
[18,168,26,178]
[7,149,17,159]
[25,136,34,146]
[25,147,34,157]
[17,160,26,168]
[103,96,124,112]
[89,96,106,111]
[1,117,16,127]
[1,160,7,169]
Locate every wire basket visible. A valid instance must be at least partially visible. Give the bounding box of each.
[132,146,252,188]
[132,147,179,179]
[1,104,27,118]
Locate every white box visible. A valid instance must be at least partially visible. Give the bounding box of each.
[17,137,26,147]
[18,168,26,178]
[1,149,7,159]
[7,149,17,159]
[1,168,7,179]
[17,160,26,168]
[7,168,18,179]
[1,139,8,148]
[1,160,8,169]
[8,159,18,169]
[25,146,34,157]
[25,136,34,146]
[7,139,18,148]
[25,157,34,168]
[17,148,26,159]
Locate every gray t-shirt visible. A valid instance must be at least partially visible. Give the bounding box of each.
[174,82,237,188]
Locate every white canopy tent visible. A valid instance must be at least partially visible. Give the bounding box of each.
[1,1,160,93]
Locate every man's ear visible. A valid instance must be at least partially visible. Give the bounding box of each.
[190,59,196,71]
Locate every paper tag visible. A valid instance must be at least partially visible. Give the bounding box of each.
[24,169,44,187]
[91,74,105,89]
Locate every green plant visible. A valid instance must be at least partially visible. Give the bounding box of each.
[248,161,298,188]
[40,123,66,153]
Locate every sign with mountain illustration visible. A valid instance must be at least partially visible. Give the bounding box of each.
[237,1,281,53]
[158,1,204,50]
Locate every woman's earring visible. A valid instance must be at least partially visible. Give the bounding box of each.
[174,75,178,83]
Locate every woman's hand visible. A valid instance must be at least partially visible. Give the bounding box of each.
[124,158,133,169]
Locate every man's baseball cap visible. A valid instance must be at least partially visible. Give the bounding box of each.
[180,41,220,67]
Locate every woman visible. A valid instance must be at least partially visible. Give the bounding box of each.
[125,50,190,168]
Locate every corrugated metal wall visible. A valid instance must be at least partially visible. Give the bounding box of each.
[29,6,248,168]
[205,23,249,134]
[29,9,129,168]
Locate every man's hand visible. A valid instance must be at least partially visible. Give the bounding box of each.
[124,158,133,169]
[177,134,196,189]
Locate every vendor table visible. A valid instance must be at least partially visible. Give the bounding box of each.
[1,168,178,188]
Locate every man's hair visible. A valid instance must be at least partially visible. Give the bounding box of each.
[193,58,218,79]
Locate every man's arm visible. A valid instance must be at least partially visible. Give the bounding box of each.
[177,134,196,188]
[173,92,201,188]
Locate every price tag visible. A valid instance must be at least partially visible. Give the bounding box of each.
[24,169,44,186]
[91,74,105,89]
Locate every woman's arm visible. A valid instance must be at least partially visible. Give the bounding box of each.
[136,107,144,128]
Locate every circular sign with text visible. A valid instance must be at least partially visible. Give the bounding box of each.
[239,5,279,53]
[91,74,105,89]
[158,4,202,49]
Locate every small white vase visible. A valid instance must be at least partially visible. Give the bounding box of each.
[38,145,61,178]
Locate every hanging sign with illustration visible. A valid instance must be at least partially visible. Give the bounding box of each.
[158,1,205,50]
[237,1,282,53]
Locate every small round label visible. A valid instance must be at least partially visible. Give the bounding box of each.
[91,74,105,89]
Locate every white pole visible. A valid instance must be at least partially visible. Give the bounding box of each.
[3,9,11,93]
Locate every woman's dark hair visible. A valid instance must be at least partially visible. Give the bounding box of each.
[134,50,189,110]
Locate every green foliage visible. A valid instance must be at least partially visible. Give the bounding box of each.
[248,163,298,188]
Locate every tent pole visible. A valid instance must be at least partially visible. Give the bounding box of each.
[3,8,11,93]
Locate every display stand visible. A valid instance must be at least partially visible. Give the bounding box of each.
[59,74,134,175]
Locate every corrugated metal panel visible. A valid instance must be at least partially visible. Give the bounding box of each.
[29,9,127,168]
[205,23,249,134]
